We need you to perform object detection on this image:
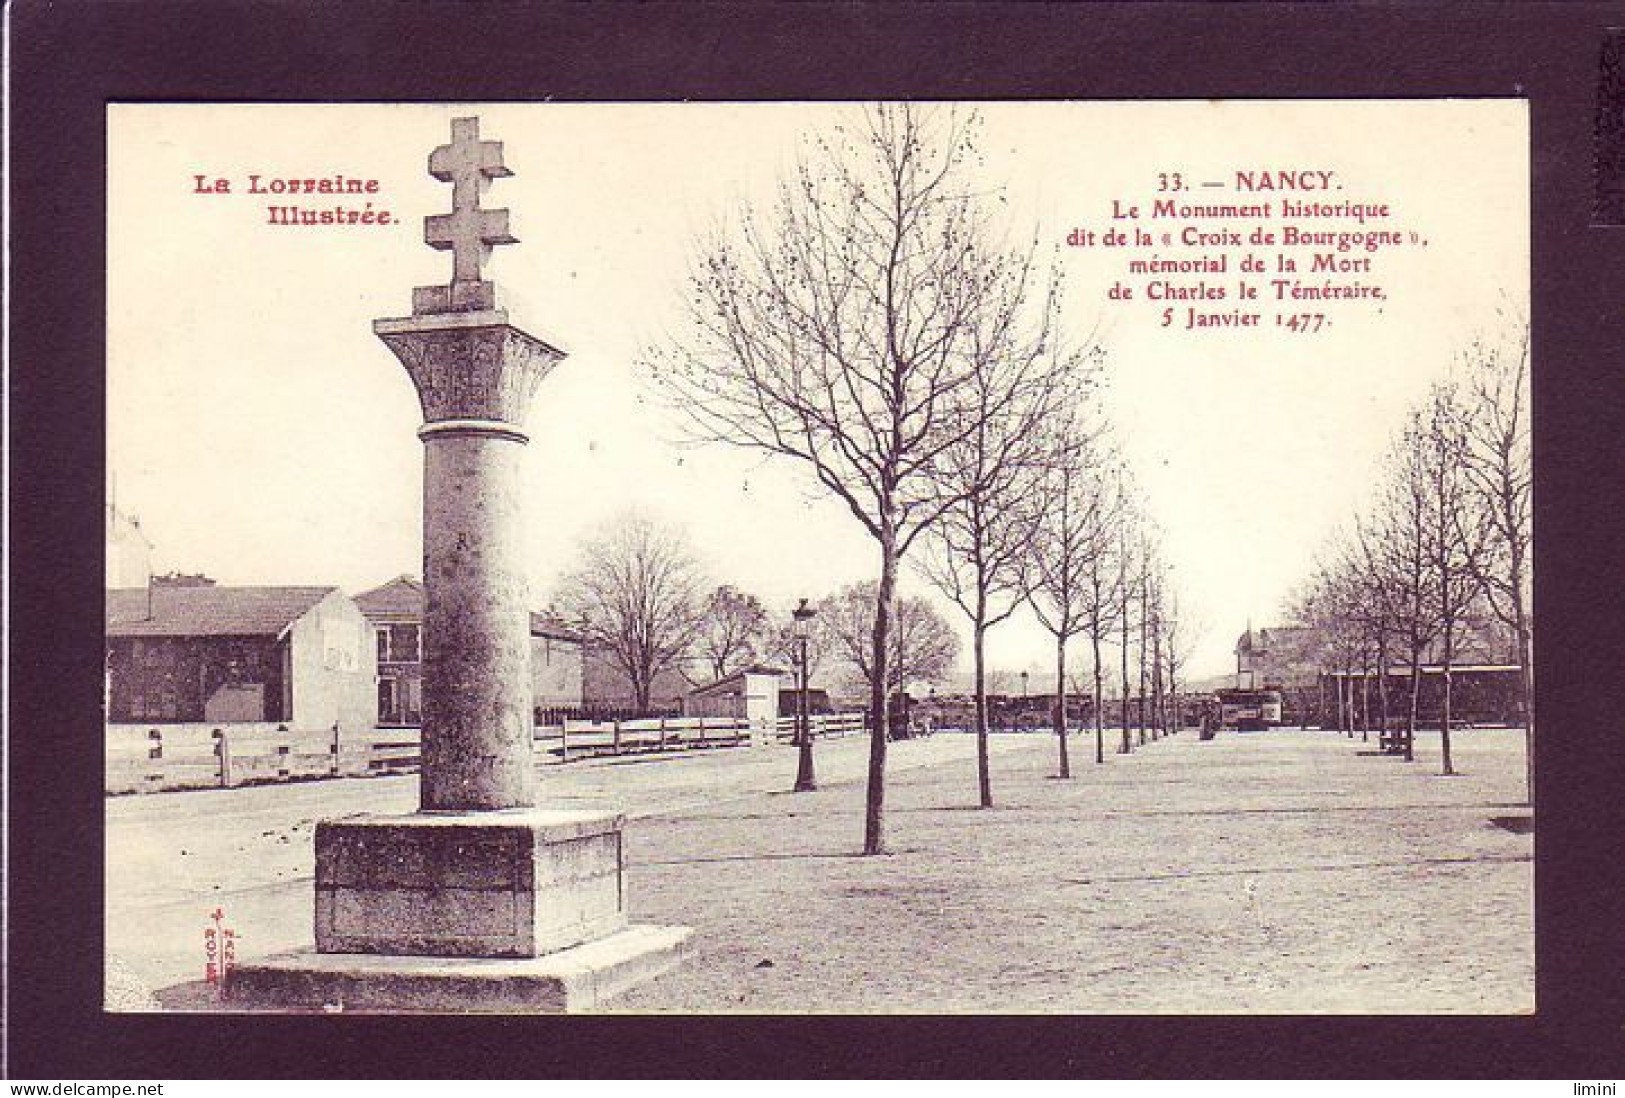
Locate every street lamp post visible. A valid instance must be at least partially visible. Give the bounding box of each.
[792,598,817,792]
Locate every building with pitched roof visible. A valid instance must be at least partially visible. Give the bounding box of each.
[684,665,785,723]
[105,578,376,730]
[1234,624,1322,691]
[354,576,585,726]
[1234,611,1524,727]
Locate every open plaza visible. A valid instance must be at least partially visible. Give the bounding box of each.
[109,724,1532,1014]
[95,106,1534,1019]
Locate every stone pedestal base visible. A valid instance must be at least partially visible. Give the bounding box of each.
[314,809,626,958]
[224,925,692,1013]
[204,808,692,1013]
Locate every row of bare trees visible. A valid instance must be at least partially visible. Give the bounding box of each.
[647,103,1195,853]
[551,510,961,711]
[1019,425,1197,783]
[1291,319,1531,799]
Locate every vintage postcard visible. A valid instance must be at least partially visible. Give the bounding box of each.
[103,100,1531,1014]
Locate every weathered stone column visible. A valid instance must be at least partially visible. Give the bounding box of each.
[221,117,689,1012]
[375,315,561,811]
[375,116,565,808]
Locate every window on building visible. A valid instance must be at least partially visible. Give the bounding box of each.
[391,624,420,662]
[377,624,421,663]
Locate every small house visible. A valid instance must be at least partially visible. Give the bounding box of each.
[685,665,785,727]
[105,580,376,731]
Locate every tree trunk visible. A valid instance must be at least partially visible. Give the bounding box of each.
[863,530,897,855]
[1115,606,1128,765]
[1136,586,1148,748]
[1377,666,1389,732]
[1512,588,1533,807]
[1360,664,1371,742]
[1055,634,1071,779]
[1111,604,1124,766]
[1376,638,1390,735]
[1151,624,1163,740]
[1167,655,1179,734]
[1404,644,1421,763]
[974,621,992,808]
[1439,625,1456,776]
[633,666,652,714]
[1091,630,1105,768]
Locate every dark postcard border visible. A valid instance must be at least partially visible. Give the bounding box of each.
[10,0,1625,1080]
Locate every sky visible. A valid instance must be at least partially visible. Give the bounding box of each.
[107,101,1528,683]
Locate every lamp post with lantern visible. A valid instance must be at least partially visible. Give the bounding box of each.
[792,598,817,792]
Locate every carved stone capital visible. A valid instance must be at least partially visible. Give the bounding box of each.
[374,310,566,427]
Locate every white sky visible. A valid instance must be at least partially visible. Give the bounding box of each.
[107,101,1527,682]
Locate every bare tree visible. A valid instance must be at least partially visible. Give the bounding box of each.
[818,581,960,702]
[1422,382,1489,775]
[1114,498,1147,761]
[693,585,771,682]
[1296,539,1371,738]
[1346,516,1403,741]
[1023,421,1119,779]
[1133,530,1163,750]
[1378,406,1443,763]
[555,513,707,712]
[1372,411,1439,762]
[650,104,1049,853]
[1372,385,1485,772]
[918,333,1088,806]
[1459,320,1532,802]
[1148,568,1167,740]
[1162,586,1199,735]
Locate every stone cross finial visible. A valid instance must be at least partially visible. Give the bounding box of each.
[414,116,519,314]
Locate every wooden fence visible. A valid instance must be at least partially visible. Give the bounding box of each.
[108,712,877,794]
[105,723,424,794]
[538,716,754,761]
[107,714,804,794]
[774,712,868,743]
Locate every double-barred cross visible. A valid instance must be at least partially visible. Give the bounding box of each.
[425,117,518,286]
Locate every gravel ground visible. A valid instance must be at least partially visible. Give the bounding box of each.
[105,732,1033,999]
[106,726,1532,1014]
[603,727,1533,1014]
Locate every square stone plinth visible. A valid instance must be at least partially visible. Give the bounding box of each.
[315,809,626,958]
[222,924,692,1013]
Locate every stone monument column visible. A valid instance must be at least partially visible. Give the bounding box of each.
[224,117,689,1012]
[375,119,562,810]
